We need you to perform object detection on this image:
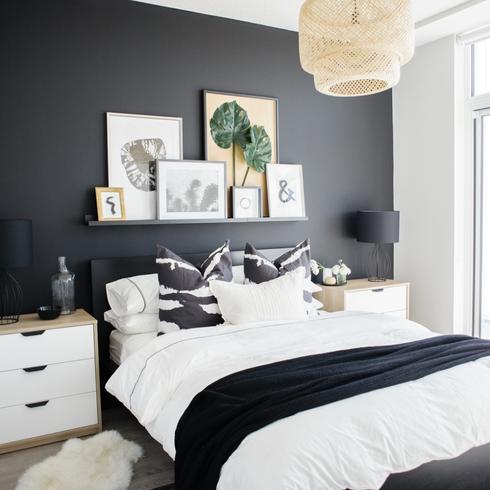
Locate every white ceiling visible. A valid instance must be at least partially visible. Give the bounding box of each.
[134,0,490,45]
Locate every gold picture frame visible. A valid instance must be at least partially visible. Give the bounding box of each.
[95,187,126,221]
[204,90,278,217]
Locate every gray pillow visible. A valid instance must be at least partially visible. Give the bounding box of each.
[244,239,316,305]
[156,241,232,333]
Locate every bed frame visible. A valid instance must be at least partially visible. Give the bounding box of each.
[90,251,490,489]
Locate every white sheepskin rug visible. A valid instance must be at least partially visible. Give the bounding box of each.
[16,430,143,490]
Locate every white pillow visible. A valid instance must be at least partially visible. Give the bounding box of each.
[209,268,308,325]
[104,310,159,334]
[232,265,245,284]
[106,274,159,316]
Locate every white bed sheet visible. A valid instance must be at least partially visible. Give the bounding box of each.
[106,312,490,490]
[109,330,158,365]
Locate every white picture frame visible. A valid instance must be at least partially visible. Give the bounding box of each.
[156,160,227,220]
[232,186,262,219]
[266,163,306,218]
[107,112,183,220]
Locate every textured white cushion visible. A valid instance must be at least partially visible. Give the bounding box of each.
[232,265,245,284]
[104,310,159,334]
[209,268,308,325]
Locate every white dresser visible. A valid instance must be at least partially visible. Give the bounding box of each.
[313,279,410,319]
[0,309,101,454]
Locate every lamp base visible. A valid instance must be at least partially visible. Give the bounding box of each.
[368,277,388,283]
[0,269,22,325]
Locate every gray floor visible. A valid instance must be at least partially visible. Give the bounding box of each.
[0,407,175,490]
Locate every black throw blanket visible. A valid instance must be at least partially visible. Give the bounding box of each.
[174,335,490,490]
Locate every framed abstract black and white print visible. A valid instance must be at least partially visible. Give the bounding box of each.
[95,187,126,221]
[107,112,183,220]
[156,160,227,220]
[266,164,306,218]
[232,186,262,219]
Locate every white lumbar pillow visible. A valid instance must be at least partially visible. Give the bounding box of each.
[209,267,308,325]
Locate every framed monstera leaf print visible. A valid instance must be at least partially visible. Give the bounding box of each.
[107,112,183,220]
[204,91,278,217]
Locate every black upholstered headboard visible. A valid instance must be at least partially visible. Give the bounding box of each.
[90,248,289,373]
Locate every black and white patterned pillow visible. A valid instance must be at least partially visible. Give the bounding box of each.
[244,239,322,313]
[156,241,232,333]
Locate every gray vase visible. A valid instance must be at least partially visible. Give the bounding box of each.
[51,256,75,315]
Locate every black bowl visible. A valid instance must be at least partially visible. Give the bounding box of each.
[37,306,61,320]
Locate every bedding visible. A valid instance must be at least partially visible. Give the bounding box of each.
[106,312,490,490]
[175,335,490,490]
[156,241,232,333]
[243,240,323,314]
[209,268,307,324]
[109,330,158,365]
[104,309,158,334]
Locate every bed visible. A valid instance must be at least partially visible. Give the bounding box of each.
[91,252,490,490]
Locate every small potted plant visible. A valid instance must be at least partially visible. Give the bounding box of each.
[311,260,333,285]
[331,259,351,286]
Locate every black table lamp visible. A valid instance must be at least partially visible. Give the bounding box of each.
[0,219,33,324]
[357,211,399,282]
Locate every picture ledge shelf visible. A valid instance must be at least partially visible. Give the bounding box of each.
[85,216,308,226]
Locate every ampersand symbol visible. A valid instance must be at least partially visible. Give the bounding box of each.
[278,180,296,203]
[106,196,117,215]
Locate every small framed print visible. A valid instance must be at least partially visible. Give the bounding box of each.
[266,164,306,218]
[95,187,126,221]
[232,186,262,219]
[156,160,227,220]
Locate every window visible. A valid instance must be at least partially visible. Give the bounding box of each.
[471,37,490,96]
[470,35,490,337]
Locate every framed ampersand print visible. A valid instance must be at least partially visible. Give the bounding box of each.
[266,164,306,218]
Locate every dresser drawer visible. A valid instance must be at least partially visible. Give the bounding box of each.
[344,286,407,313]
[0,325,94,372]
[0,359,96,409]
[0,392,98,445]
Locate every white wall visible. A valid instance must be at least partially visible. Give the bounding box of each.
[393,36,460,334]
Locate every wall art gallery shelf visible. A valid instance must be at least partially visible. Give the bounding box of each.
[85,217,308,226]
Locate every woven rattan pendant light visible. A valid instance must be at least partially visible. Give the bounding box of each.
[299,0,414,97]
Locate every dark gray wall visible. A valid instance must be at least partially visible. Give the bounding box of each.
[0,0,393,315]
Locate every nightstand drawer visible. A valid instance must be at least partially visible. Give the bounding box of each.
[345,286,407,313]
[0,392,98,445]
[0,359,96,409]
[0,324,94,372]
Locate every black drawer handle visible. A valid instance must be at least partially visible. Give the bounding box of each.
[21,330,46,337]
[25,400,49,408]
[372,288,384,293]
[23,365,47,373]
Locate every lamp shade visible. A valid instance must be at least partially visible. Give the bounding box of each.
[0,219,33,269]
[357,211,399,244]
[299,0,414,97]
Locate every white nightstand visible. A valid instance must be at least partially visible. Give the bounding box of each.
[0,309,101,454]
[313,279,410,319]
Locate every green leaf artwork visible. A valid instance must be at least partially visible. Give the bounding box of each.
[210,101,250,150]
[242,125,271,186]
[210,101,251,186]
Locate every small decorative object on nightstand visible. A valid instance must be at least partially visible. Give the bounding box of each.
[357,210,400,282]
[331,259,351,286]
[313,279,410,319]
[51,256,75,315]
[0,309,101,454]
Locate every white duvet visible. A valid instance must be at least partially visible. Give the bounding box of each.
[106,312,490,490]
